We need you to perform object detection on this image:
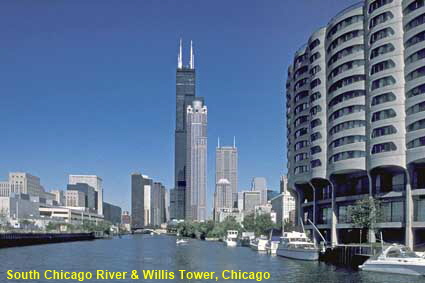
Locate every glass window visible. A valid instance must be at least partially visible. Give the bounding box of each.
[329,150,366,163]
[311,159,322,168]
[310,92,322,102]
[329,120,366,135]
[407,118,425,132]
[369,11,394,29]
[372,108,396,121]
[327,15,363,39]
[370,27,394,45]
[327,30,364,53]
[294,128,308,139]
[370,43,395,59]
[372,125,397,137]
[310,65,321,76]
[371,92,396,105]
[294,78,308,91]
[405,13,425,31]
[372,142,397,154]
[407,83,425,98]
[294,91,309,103]
[406,30,425,48]
[329,75,366,94]
[406,66,425,81]
[295,140,309,150]
[369,0,393,14]
[311,146,322,155]
[407,136,425,149]
[328,60,365,79]
[293,66,308,80]
[371,60,395,75]
[294,153,308,162]
[310,132,322,141]
[310,118,322,128]
[329,90,365,108]
[406,48,425,64]
[309,39,320,50]
[310,105,322,116]
[329,105,365,121]
[406,101,425,115]
[294,103,309,115]
[329,135,366,148]
[310,52,321,63]
[310,78,321,89]
[371,76,396,90]
[404,0,425,15]
[328,45,363,66]
[294,166,309,174]
[295,115,309,127]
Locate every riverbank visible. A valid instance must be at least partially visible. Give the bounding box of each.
[0,232,95,248]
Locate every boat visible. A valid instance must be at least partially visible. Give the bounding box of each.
[250,236,268,252]
[276,231,319,260]
[224,230,239,247]
[176,239,188,245]
[265,229,280,255]
[359,244,425,276]
[240,232,255,247]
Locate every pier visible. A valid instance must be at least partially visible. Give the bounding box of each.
[320,244,382,268]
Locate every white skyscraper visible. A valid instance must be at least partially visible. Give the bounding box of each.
[68,175,103,215]
[185,99,207,221]
[215,138,238,207]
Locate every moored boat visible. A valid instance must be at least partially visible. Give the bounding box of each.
[276,231,319,261]
[250,237,268,252]
[224,230,239,247]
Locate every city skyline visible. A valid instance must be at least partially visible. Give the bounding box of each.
[0,0,360,211]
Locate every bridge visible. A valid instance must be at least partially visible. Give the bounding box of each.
[132,228,167,235]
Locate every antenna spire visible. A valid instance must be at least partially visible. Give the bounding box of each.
[178,38,183,69]
[190,40,194,69]
[233,136,236,148]
[217,137,220,148]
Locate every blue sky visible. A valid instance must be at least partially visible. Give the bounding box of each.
[0,0,359,213]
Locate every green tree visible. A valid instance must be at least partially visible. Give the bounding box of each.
[242,213,256,232]
[348,197,383,243]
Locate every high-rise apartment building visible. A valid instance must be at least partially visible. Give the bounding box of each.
[68,175,103,215]
[172,39,204,220]
[285,0,425,248]
[251,177,268,205]
[215,138,238,207]
[185,99,207,221]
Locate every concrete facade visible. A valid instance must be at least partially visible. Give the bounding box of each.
[215,142,238,207]
[68,175,103,215]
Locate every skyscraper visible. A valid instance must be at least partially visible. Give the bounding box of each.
[131,173,148,230]
[213,178,232,221]
[185,99,207,221]
[215,138,238,207]
[68,175,103,215]
[251,177,268,205]
[172,39,204,220]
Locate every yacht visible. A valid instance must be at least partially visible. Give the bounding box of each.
[176,239,188,245]
[250,236,268,252]
[224,230,239,247]
[265,239,280,255]
[276,231,319,261]
[359,244,425,276]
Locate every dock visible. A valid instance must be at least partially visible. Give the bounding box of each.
[0,232,95,248]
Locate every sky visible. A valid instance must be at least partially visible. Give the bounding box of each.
[0,0,359,213]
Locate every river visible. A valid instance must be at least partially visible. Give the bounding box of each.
[0,234,423,283]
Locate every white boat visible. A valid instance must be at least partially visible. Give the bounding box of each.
[224,230,239,247]
[276,231,319,261]
[359,244,425,276]
[176,239,188,245]
[266,240,280,255]
[250,237,268,252]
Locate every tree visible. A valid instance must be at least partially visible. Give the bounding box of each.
[283,219,295,232]
[348,197,383,243]
[242,213,255,232]
[242,213,276,237]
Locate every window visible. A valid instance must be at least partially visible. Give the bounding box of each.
[404,0,425,15]
[327,30,364,53]
[310,52,321,63]
[295,115,309,127]
[371,60,395,75]
[407,101,425,115]
[329,90,365,108]
[371,76,396,90]
[294,128,308,139]
[310,118,322,128]
[407,118,425,132]
[294,91,309,103]
[295,140,309,150]
[406,48,425,64]
[328,60,365,79]
[372,125,397,137]
[329,151,366,163]
[371,92,396,105]
[311,159,322,168]
[328,45,363,66]
[329,120,366,135]
[369,0,393,14]
[311,146,322,155]
[372,142,397,154]
[407,83,425,98]
[327,15,363,39]
[329,135,366,148]
[310,78,321,89]
[293,66,308,80]
[372,108,396,121]
[369,11,394,29]
[406,30,425,48]
[309,39,320,50]
[310,65,321,76]
[370,27,394,44]
[329,105,365,121]
[294,153,308,162]
[294,103,309,115]
[310,92,322,102]
[310,105,322,116]
[294,166,309,174]
[405,13,425,31]
[329,75,365,94]
[407,136,425,149]
[370,43,395,59]
[406,66,425,81]
[311,132,322,141]
[294,78,308,91]
[294,54,308,67]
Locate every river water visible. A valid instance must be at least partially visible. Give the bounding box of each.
[0,234,423,283]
